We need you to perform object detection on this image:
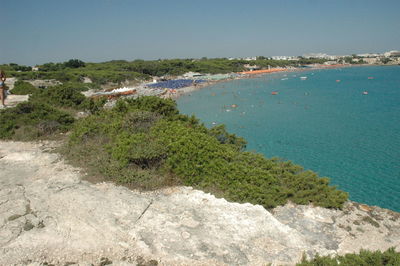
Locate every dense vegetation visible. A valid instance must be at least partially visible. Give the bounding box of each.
[29,83,87,109]
[11,80,38,95]
[0,102,74,140]
[64,96,348,209]
[0,82,104,140]
[297,248,400,265]
[1,57,327,86]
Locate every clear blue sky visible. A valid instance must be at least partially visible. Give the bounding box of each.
[1,0,399,65]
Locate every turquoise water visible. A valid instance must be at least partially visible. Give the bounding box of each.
[177,66,400,211]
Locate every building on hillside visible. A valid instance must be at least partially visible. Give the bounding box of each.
[243,64,261,71]
[363,57,379,64]
[183,72,203,78]
[303,53,338,60]
[241,57,257,61]
[384,50,400,57]
[272,56,289,60]
[324,61,339,65]
[357,53,381,58]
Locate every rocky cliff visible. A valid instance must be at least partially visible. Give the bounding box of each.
[0,141,399,265]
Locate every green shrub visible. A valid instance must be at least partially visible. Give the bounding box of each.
[208,124,247,151]
[29,83,101,111]
[122,96,179,117]
[11,80,38,95]
[64,59,85,68]
[297,247,400,265]
[81,96,107,114]
[122,110,161,133]
[30,84,86,108]
[0,102,74,140]
[65,96,348,209]
[111,132,167,168]
[65,109,176,189]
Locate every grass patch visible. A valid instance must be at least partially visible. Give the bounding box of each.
[297,247,400,265]
[362,216,380,228]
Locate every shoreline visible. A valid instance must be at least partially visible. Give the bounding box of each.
[175,64,400,212]
[168,64,353,100]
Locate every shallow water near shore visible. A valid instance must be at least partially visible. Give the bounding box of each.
[177,66,400,211]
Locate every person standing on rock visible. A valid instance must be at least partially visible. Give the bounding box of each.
[0,70,6,107]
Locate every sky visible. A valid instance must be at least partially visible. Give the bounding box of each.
[1,0,399,65]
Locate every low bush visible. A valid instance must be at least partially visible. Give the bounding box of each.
[208,124,247,151]
[121,96,179,117]
[65,106,176,189]
[29,82,103,112]
[29,83,86,108]
[65,96,348,209]
[0,102,74,140]
[11,81,38,95]
[297,247,400,265]
[111,132,167,168]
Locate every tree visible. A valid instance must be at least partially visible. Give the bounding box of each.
[9,63,32,72]
[64,59,85,68]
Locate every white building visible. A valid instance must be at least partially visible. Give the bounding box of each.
[183,72,203,78]
[271,56,289,60]
[357,53,381,58]
[271,56,299,61]
[303,53,338,60]
[384,50,400,57]
[243,64,260,71]
[363,57,379,64]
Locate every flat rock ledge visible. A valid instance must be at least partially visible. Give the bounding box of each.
[0,141,399,266]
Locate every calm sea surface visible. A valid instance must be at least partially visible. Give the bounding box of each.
[177,66,400,211]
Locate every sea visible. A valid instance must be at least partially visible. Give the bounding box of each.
[177,66,400,212]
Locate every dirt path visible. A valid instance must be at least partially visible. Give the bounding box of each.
[3,94,29,108]
[0,141,399,265]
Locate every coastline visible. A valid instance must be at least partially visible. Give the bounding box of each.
[176,65,400,212]
[168,64,352,100]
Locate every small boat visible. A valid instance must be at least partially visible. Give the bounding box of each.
[336,80,341,82]
[363,91,368,95]
[300,76,307,80]
[271,91,278,95]
[368,77,374,79]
